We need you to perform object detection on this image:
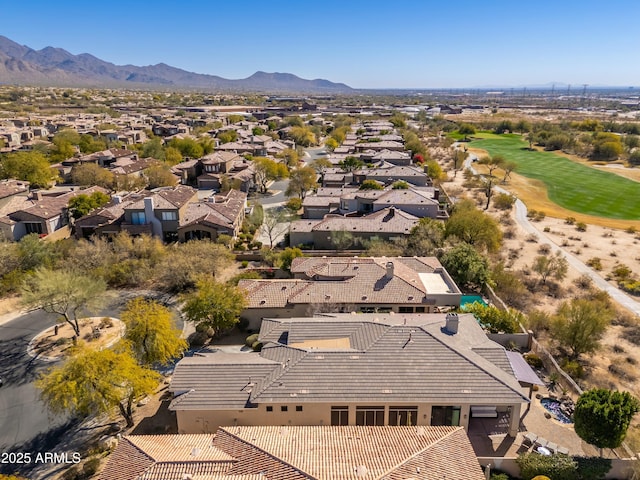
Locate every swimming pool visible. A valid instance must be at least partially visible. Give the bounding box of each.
[541,398,573,424]
[460,295,488,310]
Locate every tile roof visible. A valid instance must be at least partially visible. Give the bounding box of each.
[240,257,458,309]
[0,179,29,199]
[102,426,483,480]
[216,425,484,480]
[291,207,418,234]
[169,313,528,409]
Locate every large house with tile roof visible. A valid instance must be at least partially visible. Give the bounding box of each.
[99,426,484,480]
[74,185,246,242]
[237,257,461,327]
[169,313,529,438]
[0,186,107,241]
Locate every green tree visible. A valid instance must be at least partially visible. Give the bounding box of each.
[532,251,568,284]
[574,389,640,453]
[278,247,304,272]
[168,137,204,159]
[359,179,383,190]
[463,302,521,334]
[216,130,238,144]
[285,197,302,215]
[145,163,177,189]
[404,218,446,256]
[21,269,106,337]
[551,297,613,359]
[0,151,58,188]
[330,229,355,250]
[425,160,445,181]
[36,345,159,427]
[141,137,166,160]
[286,166,317,199]
[440,242,490,291]
[392,180,409,189]
[457,123,476,140]
[452,149,468,177]
[339,156,364,172]
[309,158,332,175]
[71,163,115,189]
[121,297,187,366]
[68,191,110,219]
[253,157,289,194]
[164,146,183,166]
[288,126,317,147]
[325,137,339,151]
[182,279,247,335]
[278,148,300,168]
[445,200,502,253]
[50,129,80,161]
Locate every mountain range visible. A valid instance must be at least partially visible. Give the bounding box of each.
[0,36,353,93]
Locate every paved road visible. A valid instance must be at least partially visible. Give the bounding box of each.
[0,295,127,476]
[462,152,640,316]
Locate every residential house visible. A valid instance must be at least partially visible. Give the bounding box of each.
[99,426,484,480]
[2,186,107,241]
[169,312,529,438]
[290,207,419,248]
[237,257,461,327]
[74,186,246,243]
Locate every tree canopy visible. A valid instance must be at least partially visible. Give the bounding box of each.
[440,242,491,291]
[253,157,289,194]
[68,191,110,219]
[36,344,159,427]
[182,279,247,334]
[463,302,521,334]
[0,151,58,188]
[445,200,502,253]
[551,297,613,359]
[286,166,317,199]
[21,269,106,337]
[574,389,640,450]
[121,297,187,366]
[71,163,115,189]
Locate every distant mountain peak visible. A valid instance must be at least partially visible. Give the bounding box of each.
[0,36,352,93]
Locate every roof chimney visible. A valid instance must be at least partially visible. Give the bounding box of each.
[385,261,394,279]
[33,190,42,202]
[445,312,459,334]
[112,195,122,204]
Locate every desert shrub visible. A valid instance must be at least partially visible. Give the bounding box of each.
[251,341,263,352]
[620,280,640,295]
[574,457,612,480]
[524,353,544,369]
[61,465,81,480]
[565,217,576,225]
[543,226,551,232]
[575,222,587,232]
[586,257,602,270]
[560,358,584,380]
[573,274,592,290]
[491,474,511,480]
[516,452,578,480]
[527,209,538,218]
[538,244,552,255]
[245,333,259,347]
[99,317,113,328]
[611,263,632,280]
[526,234,538,243]
[626,226,637,234]
[503,228,516,239]
[526,310,551,335]
[493,193,516,210]
[188,331,209,347]
[612,344,625,353]
[82,457,102,477]
[240,260,249,268]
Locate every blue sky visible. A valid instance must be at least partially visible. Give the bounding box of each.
[3,0,639,89]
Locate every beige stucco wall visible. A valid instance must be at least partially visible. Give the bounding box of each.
[176,402,497,434]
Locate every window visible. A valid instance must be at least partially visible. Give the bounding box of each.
[356,406,384,426]
[296,405,303,412]
[161,211,178,221]
[398,307,414,313]
[415,307,425,313]
[389,406,418,426]
[280,406,288,412]
[430,406,461,426]
[25,222,43,234]
[331,406,349,426]
[360,307,375,313]
[266,406,273,412]
[131,211,146,225]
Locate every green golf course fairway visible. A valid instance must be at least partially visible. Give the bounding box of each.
[468,133,640,220]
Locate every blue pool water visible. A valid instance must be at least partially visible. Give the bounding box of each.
[460,295,488,310]
[541,398,573,424]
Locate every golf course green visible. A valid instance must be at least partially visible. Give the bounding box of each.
[468,133,640,220]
